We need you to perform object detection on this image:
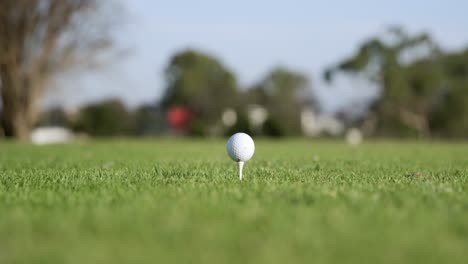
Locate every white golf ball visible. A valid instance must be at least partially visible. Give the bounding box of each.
[226,133,255,162]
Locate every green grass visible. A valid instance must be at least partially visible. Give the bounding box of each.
[0,139,467,264]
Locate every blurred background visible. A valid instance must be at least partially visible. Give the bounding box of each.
[1,0,467,143]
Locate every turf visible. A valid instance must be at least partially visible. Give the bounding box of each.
[0,139,467,264]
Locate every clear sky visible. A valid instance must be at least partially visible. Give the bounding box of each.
[45,0,468,112]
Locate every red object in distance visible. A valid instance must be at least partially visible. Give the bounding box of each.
[168,106,193,130]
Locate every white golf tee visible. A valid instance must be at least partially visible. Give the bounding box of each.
[238,161,244,180]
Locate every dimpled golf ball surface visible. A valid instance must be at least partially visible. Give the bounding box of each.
[227,133,255,162]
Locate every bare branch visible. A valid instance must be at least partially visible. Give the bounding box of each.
[0,0,116,139]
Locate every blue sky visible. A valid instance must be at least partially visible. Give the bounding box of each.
[45,0,468,112]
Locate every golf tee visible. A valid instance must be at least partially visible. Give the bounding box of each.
[238,161,244,180]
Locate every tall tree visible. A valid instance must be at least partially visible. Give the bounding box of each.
[325,27,444,137]
[74,99,133,136]
[161,49,238,135]
[0,0,113,139]
[248,67,312,136]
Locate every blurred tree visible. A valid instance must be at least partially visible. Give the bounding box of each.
[0,0,114,139]
[133,104,167,136]
[37,107,70,127]
[248,67,313,136]
[429,49,468,138]
[74,99,133,136]
[161,49,238,135]
[325,26,457,137]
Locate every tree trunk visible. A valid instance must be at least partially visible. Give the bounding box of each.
[0,67,37,141]
[1,109,31,140]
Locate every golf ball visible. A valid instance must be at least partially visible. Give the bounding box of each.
[227,133,255,162]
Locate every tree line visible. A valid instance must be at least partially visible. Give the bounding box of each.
[1,1,467,139]
[37,50,314,138]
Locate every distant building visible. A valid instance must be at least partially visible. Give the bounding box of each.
[247,104,268,128]
[222,108,237,127]
[301,108,344,136]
